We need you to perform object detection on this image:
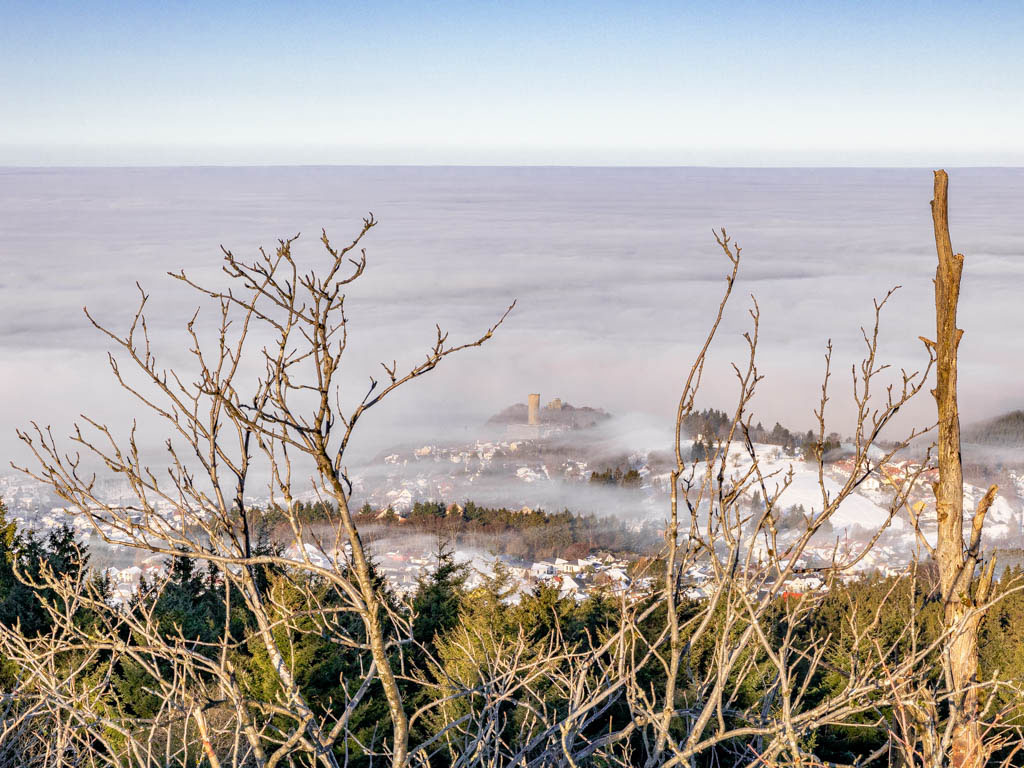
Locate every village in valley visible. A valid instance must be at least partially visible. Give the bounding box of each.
[3,395,1024,609]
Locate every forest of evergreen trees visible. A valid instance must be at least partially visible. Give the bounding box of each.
[964,411,1024,448]
[253,499,660,562]
[683,408,842,460]
[3,496,1024,766]
[363,500,660,561]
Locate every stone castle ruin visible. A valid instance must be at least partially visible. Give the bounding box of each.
[491,393,610,438]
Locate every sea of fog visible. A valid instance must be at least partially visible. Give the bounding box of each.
[1,167,1023,471]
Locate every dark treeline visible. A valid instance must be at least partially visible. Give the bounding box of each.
[685,408,842,462]
[964,410,1024,448]
[589,466,643,488]
[362,500,660,562]
[255,499,661,562]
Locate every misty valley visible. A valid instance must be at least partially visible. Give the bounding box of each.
[3,169,1024,767]
[5,401,1024,608]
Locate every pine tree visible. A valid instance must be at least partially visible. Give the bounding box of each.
[412,538,468,653]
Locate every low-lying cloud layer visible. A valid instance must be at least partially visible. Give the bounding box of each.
[2,167,1023,469]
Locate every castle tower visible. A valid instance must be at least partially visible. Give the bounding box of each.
[528,393,540,425]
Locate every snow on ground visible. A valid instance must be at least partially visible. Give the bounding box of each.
[711,443,901,533]
[774,468,903,532]
[981,494,1018,544]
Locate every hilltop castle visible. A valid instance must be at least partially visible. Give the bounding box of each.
[492,393,609,439]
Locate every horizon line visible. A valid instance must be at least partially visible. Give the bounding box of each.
[4,163,1024,171]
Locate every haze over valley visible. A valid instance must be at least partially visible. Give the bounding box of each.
[4,167,1024,470]
[4,168,1024,596]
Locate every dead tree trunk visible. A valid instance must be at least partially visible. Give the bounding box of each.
[928,169,998,768]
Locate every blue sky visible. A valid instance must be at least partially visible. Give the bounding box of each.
[3,1,1022,165]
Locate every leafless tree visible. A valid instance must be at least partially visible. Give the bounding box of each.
[458,231,942,768]
[376,229,973,768]
[896,170,1007,768]
[4,217,515,767]
[1,178,1019,768]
